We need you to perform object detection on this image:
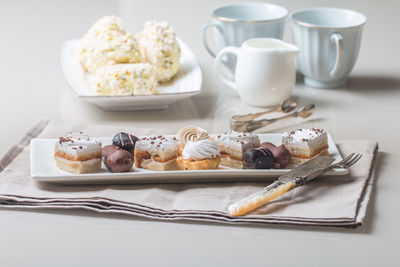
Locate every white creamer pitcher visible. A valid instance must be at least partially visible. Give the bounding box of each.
[215,38,299,107]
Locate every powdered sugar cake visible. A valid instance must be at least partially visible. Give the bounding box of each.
[134,135,180,171]
[282,128,329,165]
[54,133,102,174]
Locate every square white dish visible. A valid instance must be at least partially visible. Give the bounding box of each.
[60,37,202,111]
[31,134,348,185]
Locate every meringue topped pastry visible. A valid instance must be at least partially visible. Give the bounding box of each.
[282,128,329,165]
[54,133,102,174]
[177,126,220,170]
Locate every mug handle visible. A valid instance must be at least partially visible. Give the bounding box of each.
[202,23,224,58]
[215,46,240,90]
[329,33,344,78]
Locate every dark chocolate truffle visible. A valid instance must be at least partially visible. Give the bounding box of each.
[112,132,138,154]
[105,148,134,173]
[243,148,274,169]
[260,142,291,169]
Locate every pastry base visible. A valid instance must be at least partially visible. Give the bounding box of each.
[177,156,220,170]
[55,156,101,174]
[220,154,243,169]
[136,157,179,171]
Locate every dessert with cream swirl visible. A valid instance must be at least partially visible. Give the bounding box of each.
[177,126,221,170]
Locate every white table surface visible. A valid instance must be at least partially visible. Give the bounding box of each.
[1,0,399,266]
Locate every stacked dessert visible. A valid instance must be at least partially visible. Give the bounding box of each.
[282,128,329,165]
[79,16,181,96]
[54,133,102,174]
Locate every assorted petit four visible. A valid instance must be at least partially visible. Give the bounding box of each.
[216,132,260,169]
[54,133,102,174]
[102,145,134,173]
[52,127,330,175]
[282,128,329,165]
[134,136,180,171]
[112,132,139,154]
[176,126,220,170]
[79,16,181,96]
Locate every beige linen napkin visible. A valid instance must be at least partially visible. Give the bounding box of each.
[0,118,378,228]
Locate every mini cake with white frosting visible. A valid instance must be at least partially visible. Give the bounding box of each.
[54,133,102,174]
[95,63,158,96]
[282,128,329,165]
[134,136,179,171]
[79,16,141,74]
[177,126,220,170]
[216,132,260,169]
[138,21,181,82]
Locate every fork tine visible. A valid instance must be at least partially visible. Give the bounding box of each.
[338,153,355,165]
[343,154,362,168]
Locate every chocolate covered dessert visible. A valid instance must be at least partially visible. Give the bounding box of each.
[260,142,291,169]
[243,148,274,169]
[112,132,138,154]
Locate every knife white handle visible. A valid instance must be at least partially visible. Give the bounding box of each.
[228,181,297,217]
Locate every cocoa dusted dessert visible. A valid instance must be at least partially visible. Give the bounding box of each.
[102,145,134,173]
[260,142,291,169]
[112,132,138,154]
[243,148,274,169]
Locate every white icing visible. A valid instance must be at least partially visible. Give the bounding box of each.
[216,131,260,151]
[55,133,101,155]
[182,139,220,160]
[135,136,179,154]
[282,128,327,147]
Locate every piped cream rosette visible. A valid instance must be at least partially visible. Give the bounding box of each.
[177,126,209,148]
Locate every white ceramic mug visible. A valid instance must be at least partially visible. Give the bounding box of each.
[291,8,367,88]
[203,2,288,71]
[215,38,299,107]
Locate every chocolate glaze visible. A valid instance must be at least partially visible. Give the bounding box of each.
[112,132,138,154]
[102,145,134,173]
[243,148,273,169]
[260,142,291,169]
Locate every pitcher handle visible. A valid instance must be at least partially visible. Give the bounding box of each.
[329,32,343,78]
[215,46,239,90]
[202,23,224,58]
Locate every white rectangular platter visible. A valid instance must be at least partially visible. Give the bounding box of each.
[31,134,348,185]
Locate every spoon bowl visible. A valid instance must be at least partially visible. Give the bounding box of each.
[231,98,298,122]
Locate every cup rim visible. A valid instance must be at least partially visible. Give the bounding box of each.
[290,7,367,30]
[212,2,288,23]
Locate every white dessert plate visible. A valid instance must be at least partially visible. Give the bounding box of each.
[31,133,348,185]
[60,37,202,111]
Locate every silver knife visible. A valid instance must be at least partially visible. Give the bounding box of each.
[228,155,361,217]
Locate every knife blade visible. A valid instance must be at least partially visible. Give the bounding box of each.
[228,156,336,217]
